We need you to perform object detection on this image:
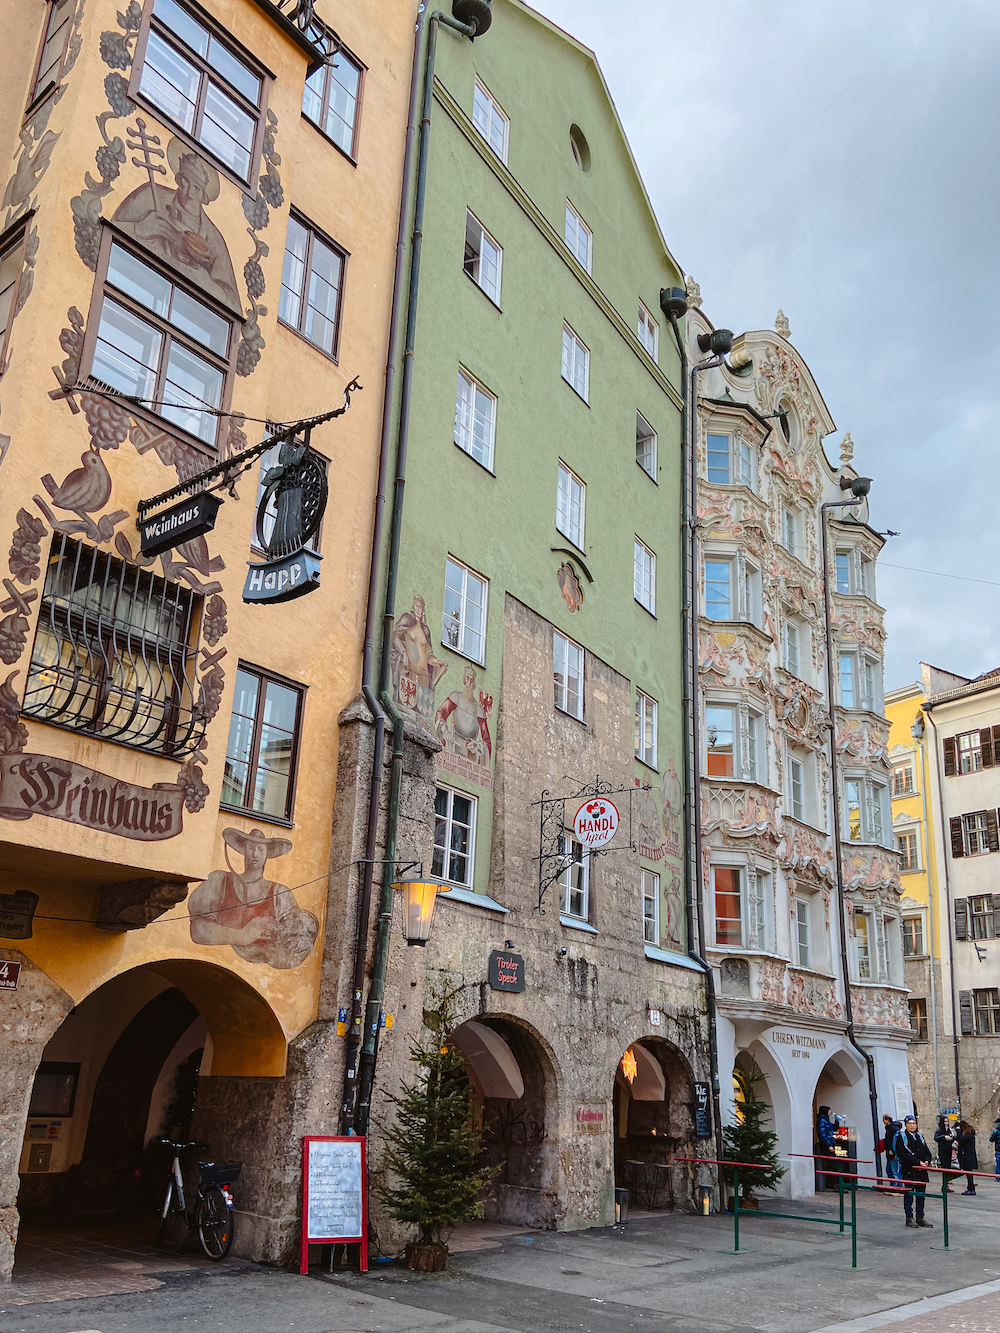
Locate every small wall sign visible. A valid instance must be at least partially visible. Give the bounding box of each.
[573,797,620,850]
[694,1081,711,1139]
[0,891,38,940]
[573,1103,607,1135]
[243,549,322,604]
[648,1007,662,1026]
[0,960,22,990]
[489,950,525,992]
[139,492,224,558]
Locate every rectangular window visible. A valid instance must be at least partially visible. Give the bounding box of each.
[860,556,876,599]
[454,368,496,469]
[635,690,657,768]
[278,214,345,359]
[747,711,764,784]
[964,814,991,857]
[637,303,658,361]
[974,988,1000,1036]
[897,831,918,872]
[871,780,886,845]
[556,461,585,549]
[463,211,502,304]
[707,433,730,484]
[788,754,805,821]
[705,558,734,621]
[302,46,363,157]
[137,0,264,182]
[846,778,862,841]
[744,562,763,627]
[558,834,589,919]
[835,551,852,594]
[221,664,304,820]
[0,226,26,355]
[714,866,742,946]
[31,0,73,103]
[752,872,771,951]
[839,653,857,708]
[863,657,880,711]
[25,535,205,757]
[957,731,983,774]
[969,894,995,938]
[902,915,924,956]
[634,538,655,613]
[706,704,736,778]
[553,630,583,720]
[642,869,659,944]
[908,998,928,1041]
[442,557,487,663]
[796,899,810,969]
[472,77,509,162]
[91,239,232,448]
[782,505,798,557]
[432,785,476,886]
[636,411,657,478]
[782,619,800,675]
[893,764,915,796]
[565,202,592,273]
[737,439,755,489]
[856,911,872,979]
[561,324,589,401]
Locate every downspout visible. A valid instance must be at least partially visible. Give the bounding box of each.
[821,502,882,1179]
[915,717,942,1113]
[354,5,481,1138]
[340,3,426,1133]
[923,707,962,1113]
[666,303,725,1179]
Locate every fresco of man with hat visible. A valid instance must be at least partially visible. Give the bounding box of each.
[189,827,318,970]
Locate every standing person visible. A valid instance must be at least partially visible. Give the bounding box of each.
[881,1113,902,1184]
[957,1120,979,1195]
[815,1105,837,1191]
[894,1115,933,1228]
[935,1116,959,1192]
[989,1117,1000,1181]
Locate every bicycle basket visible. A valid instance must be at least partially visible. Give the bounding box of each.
[198,1160,243,1186]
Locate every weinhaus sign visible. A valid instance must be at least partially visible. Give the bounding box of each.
[0,753,184,840]
[139,492,223,558]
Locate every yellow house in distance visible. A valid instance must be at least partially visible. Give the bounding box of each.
[885,681,943,1117]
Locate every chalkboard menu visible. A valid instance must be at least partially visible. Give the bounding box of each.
[694,1081,711,1139]
[300,1136,368,1273]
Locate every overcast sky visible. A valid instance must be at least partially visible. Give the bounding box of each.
[533,0,1000,691]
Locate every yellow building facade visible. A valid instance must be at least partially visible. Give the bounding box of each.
[0,0,415,1278]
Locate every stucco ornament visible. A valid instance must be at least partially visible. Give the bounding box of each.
[839,431,855,465]
[774,309,791,339]
[685,274,703,308]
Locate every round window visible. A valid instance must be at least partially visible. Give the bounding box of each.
[569,123,591,173]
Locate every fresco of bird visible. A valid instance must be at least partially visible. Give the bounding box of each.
[41,449,113,513]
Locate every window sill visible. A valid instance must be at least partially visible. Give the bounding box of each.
[277,315,340,365]
[219,803,295,829]
[634,599,656,619]
[560,915,597,934]
[438,640,487,671]
[453,440,496,477]
[554,527,586,558]
[463,269,502,313]
[635,756,659,775]
[439,886,508,913]
[554,703,586,725]
[560,376,590,407]
[636,460,658,485]
[300,111,358,166]
[645,945,704,973]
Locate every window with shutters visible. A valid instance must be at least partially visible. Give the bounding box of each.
[969,895,996,939]
[960,811,998,857]
[974,988,1000,1036]
[908,998,928,1041]
[957,731,983,773]
[945,727,1000,777]
[902,915,924,956]
[897,831,918,871]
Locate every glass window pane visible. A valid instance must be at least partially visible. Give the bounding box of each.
[262,680,298,732]
[169,286,229,354]
[208,35,260,104]
[107,243,172,317]
[140,31,199,133]
[304,238,342,354]
[325,53,360,153]
[161,341,222,443]
[153,0,209,56]
[279,217,309,328]
[201,82,254,177]
[707,434,730,484]
[705,560,731,620]
[93,299,161,400]
[302,66,324,123]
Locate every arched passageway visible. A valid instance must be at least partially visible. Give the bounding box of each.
[613,1038,696,1212]
[450,1017,559,1229]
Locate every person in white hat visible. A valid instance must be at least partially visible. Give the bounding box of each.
[189,827,318,969]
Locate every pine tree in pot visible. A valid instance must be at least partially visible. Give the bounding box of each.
[380,987,497,1271]
[722,1065,784,1210]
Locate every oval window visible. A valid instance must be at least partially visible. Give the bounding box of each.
[569,123,591,173]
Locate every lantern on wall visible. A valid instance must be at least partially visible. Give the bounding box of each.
[393,878,449,946]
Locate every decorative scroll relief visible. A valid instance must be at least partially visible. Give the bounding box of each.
[844,848,902,897]
[787,968,842,1021]
[705,783,780,846]
[851,987,910,1030]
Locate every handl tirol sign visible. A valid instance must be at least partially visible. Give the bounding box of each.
[573,797,620,849]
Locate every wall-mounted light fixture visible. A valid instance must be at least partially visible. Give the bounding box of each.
[392,877,450,946]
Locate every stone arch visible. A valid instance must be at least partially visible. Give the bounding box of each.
[614,1035,698,1212]
[736,1040,793,1192]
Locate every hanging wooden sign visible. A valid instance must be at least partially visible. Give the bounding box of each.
[0,891,39,940]
[139,492,224,558]
[300,1136,367,1274]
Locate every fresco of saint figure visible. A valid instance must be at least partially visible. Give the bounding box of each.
[112,138,241,310]
[435,665,493,767]
[391,594,448,720]
[189,827,318,970]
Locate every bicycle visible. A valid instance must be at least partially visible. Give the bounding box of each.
[153,1137,242,1260]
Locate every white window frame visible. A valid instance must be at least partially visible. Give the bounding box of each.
[743,560,763,627]
[564,201,592,273]
[795,897,811,969]
[860,555,876,599]
[706,702,738,779]
[454,367,496,469]
[964,812,991,857]
[736,437,755,489]
[637,302,658,361]
[957,731,983,774]
[782,617,801,676]
[902,912,925,957]
[472,77,509,162]
[705,556,735,621]
[635,689,658,768]
[561,323,590,401]
[752,870,772,952]
[896,827,920,872]
[839,651,857,708]
[712,863,744,948]
[636,411,657,479]
[854,908,873,980]
[970,893,996,938]
[442,556,488,664]
[463,210,502,305]
[747,710,764,784]
[844,774,891,846]
[787,750,806,822]
[835,549,853,595]
[556,461,586,550]
[432,784,477,887]
[642,869,660,944]
[558,833,589,920]
[782,505,799,557]
[706,432,731,485]
[553,630,584,720]
[634,538,656,614]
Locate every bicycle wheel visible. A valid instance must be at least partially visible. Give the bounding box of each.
[196,1185,233,1260]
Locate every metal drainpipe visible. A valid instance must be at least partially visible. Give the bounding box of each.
[667,310,726,1183]
[923,707,962,1113]
[353,5,480,1139]
[915,717,942,1113]
[820,501,883,1178]
[340,1,426,1135]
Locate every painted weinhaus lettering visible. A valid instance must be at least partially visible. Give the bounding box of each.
[0,754,183,840]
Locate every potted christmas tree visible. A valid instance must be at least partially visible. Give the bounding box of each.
[722,1065,784,1210]
[380,988,496,1271]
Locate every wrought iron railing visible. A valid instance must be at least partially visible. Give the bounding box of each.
[23,536,206,757]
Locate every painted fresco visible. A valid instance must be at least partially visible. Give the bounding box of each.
[390,595,448,720]
[635,759,684,950]
[435,664,493,789]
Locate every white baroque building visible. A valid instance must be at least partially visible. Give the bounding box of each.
[687,308,913,1196]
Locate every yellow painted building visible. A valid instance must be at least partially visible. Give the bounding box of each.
[0,0,416,1278]
[885,682,943,1115]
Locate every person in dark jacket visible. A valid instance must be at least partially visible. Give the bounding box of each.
[894,1115,934,1227]
[815,1106,837,1190]
[957,1120,979,1195]
[881,1113,902,1183]
[989,1117,1000,1181]
[934,1116,960,1191]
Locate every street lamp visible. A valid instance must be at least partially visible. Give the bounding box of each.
[393,877,449,945]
